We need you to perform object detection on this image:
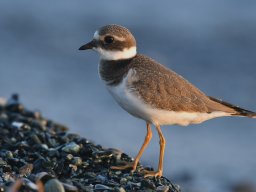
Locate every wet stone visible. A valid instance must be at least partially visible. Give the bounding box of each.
[5,151,13,159]
[95,184,113,190]
[141,179,156,190]
[29,133,42,144]
[96,174,107,183]
[62,182,78,192]
[156,185,170,192]
[44,179,65,192]
[62,142,80,153]
[66,154,74,160]
[72,157,82,166]
[22,178,38,191]
[116,187,126,192]
[120,178,127,185]
[19,163,33,177]
[0,158,7,166]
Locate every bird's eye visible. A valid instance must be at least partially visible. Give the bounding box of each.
[104,36,114,44]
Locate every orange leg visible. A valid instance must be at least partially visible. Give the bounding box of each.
[144,125,166,178]
[111,122,152,172]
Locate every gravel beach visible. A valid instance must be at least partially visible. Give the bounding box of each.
[0,94,180,192]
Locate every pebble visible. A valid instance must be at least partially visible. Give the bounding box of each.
[62,142,80,153]
[95,184,113,190]
[44,179,65,192]
[120,178,127,185]
[117,187,126,192]
[72,157,82,166]
[22,178,38,190]
[141,179,156,190]
[19,163,33,177]
[156,185,170,192]
[96,174,107,182]
[66,154,74,160]
[62,182,79,192]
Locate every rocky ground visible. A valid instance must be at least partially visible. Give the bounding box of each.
[0,94,181,192]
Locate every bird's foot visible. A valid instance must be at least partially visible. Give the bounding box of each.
[111,161,137,172]
[142,170,163,178]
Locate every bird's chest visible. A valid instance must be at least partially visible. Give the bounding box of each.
[101,71,151,121]
[104,76,144,118]
[99,60,156,122]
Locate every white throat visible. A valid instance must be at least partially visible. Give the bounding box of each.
[95,46,137,60]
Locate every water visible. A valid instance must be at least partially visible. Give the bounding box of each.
[0,1,256,191]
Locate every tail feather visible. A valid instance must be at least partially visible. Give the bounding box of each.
[208,96,256,118]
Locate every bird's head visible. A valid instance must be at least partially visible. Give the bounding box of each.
[79,24,137,60]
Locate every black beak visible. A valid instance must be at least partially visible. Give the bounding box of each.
[78,40,96,50]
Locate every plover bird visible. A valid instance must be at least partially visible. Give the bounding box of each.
[79,24,256,177]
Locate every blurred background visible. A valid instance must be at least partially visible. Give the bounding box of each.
[0,1,256,191]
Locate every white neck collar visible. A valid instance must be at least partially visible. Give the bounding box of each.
[95,46,137,60]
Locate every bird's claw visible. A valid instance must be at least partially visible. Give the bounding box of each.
[142,170,163,178]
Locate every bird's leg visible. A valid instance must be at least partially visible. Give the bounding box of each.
[131,123,152,172]
[144,125,166,178]
[111,123,152,172]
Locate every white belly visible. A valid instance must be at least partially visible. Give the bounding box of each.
[103,71,230,126]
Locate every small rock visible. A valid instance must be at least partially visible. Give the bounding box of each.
[12,121,31,130]
[117,187,126,192]
[66,154,74,160]
[141,179,156,190]
[44,179,65,192]
[120,178,127,185]
[41,144,49,150]
[156,185,170,192]
[69,164,78,172]
[19,163,33,177]
[48,148,59,157]
[2,172,14,182]
[95,184,113,190]
[5,151,14,159]
[72,157,82,166]
[62,142,80,153]
[30,133,42,144]
[22,178,38,190]
[0,158,8,166]
[62,182,79,192]
[96,174,107,182]
[127,181,141,187]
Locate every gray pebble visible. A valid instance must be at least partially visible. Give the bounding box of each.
[96,174,107,182]
[44,179,65,192]
[62,182,79,192]
[127,181,141,187]
[5,151,13,158]
[120,178,127,185]
[95,184,113,190]
[19,163,33,177]
[116,187,126,192]
[62,142,80,153]
[66,154,74,160]
[156,185,170,192]
[72,157,82,166]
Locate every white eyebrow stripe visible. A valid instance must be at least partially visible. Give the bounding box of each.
[112,35,125,41]
[93,31,126,42]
